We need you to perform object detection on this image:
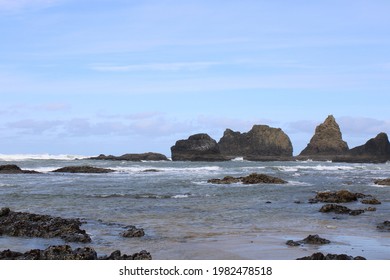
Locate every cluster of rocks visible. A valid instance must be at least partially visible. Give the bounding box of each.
[286,234,330,247]
[297,252,366,260]
[308,190,381,216]
[170,115,390,163]
[0,164,39,174]
[207,173,287,185]
[0,208,151,260]
[0,245,151,260]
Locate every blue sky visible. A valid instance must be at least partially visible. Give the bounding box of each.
[1,0,390,156]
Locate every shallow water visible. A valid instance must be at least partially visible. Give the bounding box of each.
[0,157,389,259]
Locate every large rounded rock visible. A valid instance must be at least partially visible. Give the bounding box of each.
[171,133,227,161]
[218,125,293,160]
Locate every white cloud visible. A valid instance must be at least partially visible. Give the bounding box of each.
[90,61,222,72]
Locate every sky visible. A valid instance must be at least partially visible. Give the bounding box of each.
[1,0,390,156]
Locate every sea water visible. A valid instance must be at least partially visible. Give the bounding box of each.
[0,155,389,259]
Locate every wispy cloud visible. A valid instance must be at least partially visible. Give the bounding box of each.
[90,61,222,72]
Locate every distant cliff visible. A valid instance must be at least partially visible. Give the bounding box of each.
[297,115,349,160]
[218,125,293,161]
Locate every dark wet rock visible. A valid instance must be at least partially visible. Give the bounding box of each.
[121,226,145,238]
[0,208,91,243]
[207,176,242,184]
[297,252,366,260]
[142,169,161,172]
[361,198,381,205]
[89,152,168,161]
[377,221,390,231]
[0,164,39,174]
[52,165,115,173]
[319,204,365,216]
[0,245,152,260]
[207,173,287,185]
[309,190,365,203]
[298,115,349,160]
[374,178,390,186]
[364,207,376,212]
[286,234,331,246]
[171,133,228,161]
[334,133,390,163]
[218,125,293,161]
[241,173,287,184]
[102,250,152,260]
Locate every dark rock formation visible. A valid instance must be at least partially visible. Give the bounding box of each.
[374,178,390,186]
[377,221,390,231]
[218,125,293,160]
[361,198,381,205]
[207,173,287,184]
[319,204,365,216]
[121,226,145,238]
[286,234,331,246]
[51,166,115,173]
[171,133,228,161]
[0,208,91,243]
[297,252,366,260]
[309,190,365,203]
[334,133,390,163]
[0,245,152,260]
[89,152,168,161]
[298,115,349,160]
[0,164,39,174]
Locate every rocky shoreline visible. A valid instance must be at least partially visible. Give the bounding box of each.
[0,207,152,260]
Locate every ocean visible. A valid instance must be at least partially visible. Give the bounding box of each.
[0,154,389,260]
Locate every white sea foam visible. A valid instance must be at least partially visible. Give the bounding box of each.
[276,164,359,172]
[231,157,244,162]
[0,154,89,161]
[172,194,190,199]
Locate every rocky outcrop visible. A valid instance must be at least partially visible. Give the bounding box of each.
[89,152,168,161]
[0,245,152,260]
[297,252,366,260]
[308,190,365,204]
[377,221,390,231]
[52,166,115,173]
[334,133,390,163]
[0,208,91,243]
[319,204,365,216]
[374,178,390,186]
[0,164,39,174]
[207,173,287,184]
[171,133,228,161]
[121,226,145,238]
[298,115,349,160]
[286,235,330,246]
[218,125,293,160]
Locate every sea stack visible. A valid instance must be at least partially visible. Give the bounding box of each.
[218,125,293,161]
[334,132,390,163]
[298,115,349,160]
[171,133,228,161]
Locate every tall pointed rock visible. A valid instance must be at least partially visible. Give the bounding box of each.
[299,115,349,158]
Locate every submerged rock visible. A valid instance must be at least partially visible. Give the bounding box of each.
[207,173,287,185]
[121,226,145,238]
[319,204,365,216]
[374,178,390,186]
[0,245,152,260]
[297,252,366,260]
[298,115,349,160]
[0,208,91,243]
[286,234,331,246]
[377,221,390,231]
[0,164,39,174]
[309,190,365,203]
[218,125,293,160]
[52,166,115,173]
